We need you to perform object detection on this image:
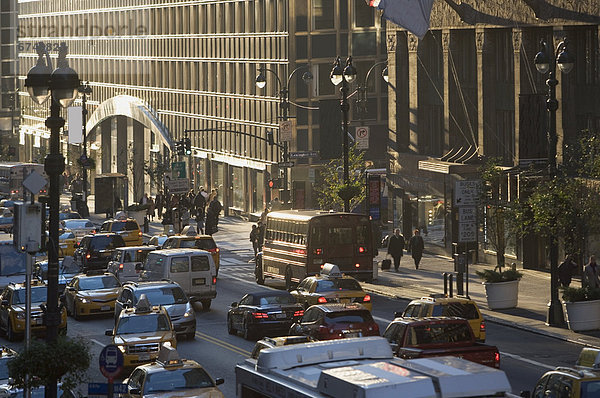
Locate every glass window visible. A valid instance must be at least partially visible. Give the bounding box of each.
[144,367,215,393]
[137,287,188,305]
[116,313,170,334]
[239,294,253,306]
[318,63,335,96]
[402,304,422,317]
[315,278,362,292]
[325,310,373,324]
[438,303,479,320]
[78,275,120,290]
[170,257,189,273]
[191,255,210,271]
[296,36,308,59]
[354,0,374,27]
[295,0,307,31]
[256,294,296,305]
[312,0,334,30]
[352,32,377,56]
[328,227,353,245]
[311,34,336,59]
[12,286,47,304]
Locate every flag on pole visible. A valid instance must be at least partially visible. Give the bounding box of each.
[368,0,435,39]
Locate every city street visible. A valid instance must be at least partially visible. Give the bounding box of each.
[0,215,585,397]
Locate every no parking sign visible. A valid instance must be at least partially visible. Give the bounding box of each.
[355,126,369,149]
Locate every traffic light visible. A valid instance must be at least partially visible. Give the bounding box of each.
[266,130,274,146]
[268,178,282,189]
[185,137,192,155]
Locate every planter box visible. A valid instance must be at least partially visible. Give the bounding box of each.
[482,279,519,310]
[562,299,600,332]
[128,210,146,226]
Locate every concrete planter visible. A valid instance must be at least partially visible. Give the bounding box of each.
[482,279,519,310]
[128,210,146,226]
[562,299,600,332]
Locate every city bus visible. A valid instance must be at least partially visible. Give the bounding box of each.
[255,210,375,288]
[0,162,47,199]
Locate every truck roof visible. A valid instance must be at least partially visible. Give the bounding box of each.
[238,337,513,398]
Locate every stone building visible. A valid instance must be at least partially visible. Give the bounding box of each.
[385,0,600,267]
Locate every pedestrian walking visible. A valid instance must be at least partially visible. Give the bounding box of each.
[558,254,578,288]
[147,196,155,221]
[155,193,163,220]
[257,220,265,251]
[583,255,600,289]
[408,229,425,269]
[387,229,405,272]
[250,224,260,257]
[195,206,205,234]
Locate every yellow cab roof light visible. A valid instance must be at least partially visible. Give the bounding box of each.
[576,347,600,370]
[135,294,152,313]
[320,263,342,278]
[157,344,183,367]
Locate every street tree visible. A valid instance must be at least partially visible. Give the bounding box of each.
[144,155,171,193]
[314,144,366,211]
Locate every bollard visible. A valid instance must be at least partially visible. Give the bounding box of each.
[448,273,453,297]
[443,273,449,296]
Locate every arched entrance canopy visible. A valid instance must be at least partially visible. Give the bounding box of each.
[86,95,173,149]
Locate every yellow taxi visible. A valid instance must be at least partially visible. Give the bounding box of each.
[100,218,143,246]
[105,295,177,369]
[162,235,220,275]
[122,345,224,398]
[62,272,121,320]
[399,294,486,342]
[0,279,67,341]
[289,263,372,311]
[58,230,78,257]
[532,348,600,397]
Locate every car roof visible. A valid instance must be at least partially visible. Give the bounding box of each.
[247,290,293,299]
[409,295,476,304]
[141,358,203,374]
[116,245,156,251]
[83,233,121,239]
[123,280,180,290]
[391,316,470,325]
[310,303,367,312]
[151,248,211,256]
[168,235,215,240]
[76,273,117,280]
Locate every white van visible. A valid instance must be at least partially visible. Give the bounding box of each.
[140,249,217,311]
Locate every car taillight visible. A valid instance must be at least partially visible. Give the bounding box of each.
[86,253,91,259]
[208,248,218,253]
[495,351,500,365]
[119,264,124,270]
[355,263,360,268]
[212,276,217,284]
[252,312,268,319]
[293,310,304,317]
[358,246,366,253]
[480,320,486,332]
[317,296,327,304]
[293,248,306,255]
[362,294,371,302]
[138,231,142,236]
[314,248,322,255]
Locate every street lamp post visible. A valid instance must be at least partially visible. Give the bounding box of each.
[534,37,574,327]
[256,65,313,199]
[79,82,92,203]
[355,61,388,120]
[25,42,79,398]
[330,56,357,212]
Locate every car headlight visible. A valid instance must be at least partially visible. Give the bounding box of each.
[14,312,25,320]
[79,297,90,304]
[183,308,194,318]
[118,345,126,353]
[163,341,172,348]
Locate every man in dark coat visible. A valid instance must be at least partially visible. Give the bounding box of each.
[558,255,578,288]
[387,229,405,272]
[408,229,425,269]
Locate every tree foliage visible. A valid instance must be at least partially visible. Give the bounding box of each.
[314,144,366,211]
[144,155,171,192]
[8,336,91,391]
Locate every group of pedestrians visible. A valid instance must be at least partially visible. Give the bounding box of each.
[387,229,425,272]
[559,254,600,289]
[153,187,222,235]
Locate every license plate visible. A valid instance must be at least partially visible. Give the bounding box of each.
[35,318,44,325]
[275,313,287,319]
[193,278,205,286]
[345,332,360,338]
[340,298,351,304]
[101,305,110,311]
[138,353,150,361]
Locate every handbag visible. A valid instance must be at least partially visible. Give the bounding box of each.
[381,255,392,270]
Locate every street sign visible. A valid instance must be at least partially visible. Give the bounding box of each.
[88,383,128,396]
[454,180,481,206]
[167,178,190,194]
[22,170,47,195]
[289,151,318,159]
[279,120,293,142]
[458,207,477,223]
[355,126,369,150]
[458,222,477,243]
[171,161,187,179]
[99,344,123,381]
[278,161,295,168]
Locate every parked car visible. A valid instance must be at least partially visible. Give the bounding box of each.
[107,246,156,283]
[382,316,500,368]
[227,290,304,340]
[288,303,379,341]
[114,280,196,340]
[74,233,126,271]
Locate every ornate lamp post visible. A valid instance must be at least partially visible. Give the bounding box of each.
[355,61,388,119]
[79,81,92,203]
[255,65,313,197]
[25,42,79,398]
[330,56,357,212]
[534,37,574,327]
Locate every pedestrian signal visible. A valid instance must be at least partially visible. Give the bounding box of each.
[268,178,281,189]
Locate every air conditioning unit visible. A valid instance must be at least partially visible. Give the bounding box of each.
[150,144,160,152]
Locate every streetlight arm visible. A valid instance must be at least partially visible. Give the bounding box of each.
[258,67,283,92]
[286,65,310,90]
[364,61,387,89]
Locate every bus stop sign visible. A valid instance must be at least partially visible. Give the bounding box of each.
[99,344,123,381]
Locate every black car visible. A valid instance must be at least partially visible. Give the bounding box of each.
[74,233,126,271]
[227,290,304,340]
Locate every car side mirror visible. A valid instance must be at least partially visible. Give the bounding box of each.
[215,378,224,386]
[105,329,114,336]
[230,302,238,308]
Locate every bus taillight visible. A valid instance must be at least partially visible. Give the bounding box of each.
[358,246,366,253]
[355,263,360,268]
[293,248,306,255]
[314,248,322,255]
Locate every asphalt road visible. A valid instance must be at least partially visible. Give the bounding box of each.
[0,222,585,397]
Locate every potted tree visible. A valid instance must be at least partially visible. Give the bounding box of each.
[476,269,523,310]
[126,203,150,225]
[561,286,600,332]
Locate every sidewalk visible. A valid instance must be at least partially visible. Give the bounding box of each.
[72,195,600,349]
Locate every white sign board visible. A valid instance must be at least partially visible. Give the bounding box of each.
[458,207,477,223]
[167,178,190,194]
[279,120,293,142]
[458,222,477,243]
[23,171,47,194]
[454,180,481,207]
[355,126,369,150]
[67,106,83,144]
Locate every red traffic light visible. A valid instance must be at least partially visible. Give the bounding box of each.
[268,179,281,189]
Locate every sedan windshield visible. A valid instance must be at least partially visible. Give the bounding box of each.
[13,286,47,304]
[64,220,94,229]
[78,276,120,290]
[144,367,214,393]
[315,279,362,293]
[136,287,188,305]
[116,314,170,334]
[256,294,296,306]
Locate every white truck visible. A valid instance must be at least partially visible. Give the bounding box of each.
[236,336,522,398]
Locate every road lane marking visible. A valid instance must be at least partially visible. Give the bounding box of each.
[500,352,555,370]
[373,315,392,324]
[90,339,104,347]
[195,331,251,357]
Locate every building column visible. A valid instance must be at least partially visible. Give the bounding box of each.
[553,26,565,165]
[387,30,398,154]
[408,33,420,153]
[512,28,522,165]
[133,120,145,203]
[101,118,111,173]
[475,28,486,156]
[441,30,450,152]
